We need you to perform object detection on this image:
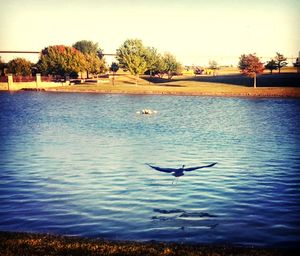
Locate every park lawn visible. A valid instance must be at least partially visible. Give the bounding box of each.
[45,74,300,98]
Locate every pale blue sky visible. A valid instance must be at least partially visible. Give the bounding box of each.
[1,0,299,65]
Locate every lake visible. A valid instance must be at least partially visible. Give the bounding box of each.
[0,91,299,248]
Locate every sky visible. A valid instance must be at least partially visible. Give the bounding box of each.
[0,0,299,65]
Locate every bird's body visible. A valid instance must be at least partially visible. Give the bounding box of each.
[136,109,157,115]
[146,162,217,182]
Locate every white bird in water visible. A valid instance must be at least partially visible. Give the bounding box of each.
[146,162,217,184]
[136,109,157,115]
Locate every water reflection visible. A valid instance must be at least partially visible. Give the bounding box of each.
[152,208,219,231]
[153,208,218,218]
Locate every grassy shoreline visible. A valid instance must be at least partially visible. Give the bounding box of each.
[44,85,300,98]
[0,231,296,256]
[44,73,300,98]
[1,73,300,98]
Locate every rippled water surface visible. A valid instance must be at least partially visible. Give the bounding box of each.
[0,92,299,247]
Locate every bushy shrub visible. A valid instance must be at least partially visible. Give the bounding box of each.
[7,58,32,76]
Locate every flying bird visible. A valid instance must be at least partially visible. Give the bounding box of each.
[146,162,217,183]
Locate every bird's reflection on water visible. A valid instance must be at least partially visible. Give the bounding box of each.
[152,208,219,230]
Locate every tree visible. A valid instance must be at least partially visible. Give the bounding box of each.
[162,53,182,79]
[73,40,102,56]
[154,55,167,78]
[110,62,119,85]
[144,47,160,77]
[293,57,300,73]
[264,59,278,74]
[238,54,264,88]
[73,40,106,78]
[275,52,287,73]
[0,57,5,76]
[116,39,148,84]
[208,60,219,76]
[110,62,119,73]
[84,53,107,77]
[7,58,32,76]
[37,45,86,78]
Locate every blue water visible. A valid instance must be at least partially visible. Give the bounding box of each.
[0,92,299,248]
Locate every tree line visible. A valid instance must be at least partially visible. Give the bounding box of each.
[0,39,183,84]
[238,52,295,87]
[0,40,106,78]
[0,39,299,88]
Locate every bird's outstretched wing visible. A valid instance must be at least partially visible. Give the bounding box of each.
[146,163,176,173]
[184,162,217,172]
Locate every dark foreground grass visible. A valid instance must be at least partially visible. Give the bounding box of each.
[145,73,300,88]
[0,232,298,256]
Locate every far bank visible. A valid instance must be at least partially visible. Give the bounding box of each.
[1,73,300,98]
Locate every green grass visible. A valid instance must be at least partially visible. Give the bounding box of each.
[45,73,300,98]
